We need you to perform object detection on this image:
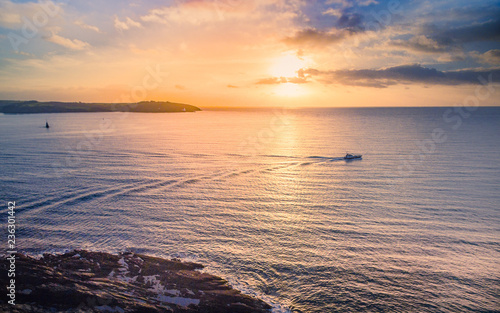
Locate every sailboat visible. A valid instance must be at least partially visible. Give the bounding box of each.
[45,120,50,128]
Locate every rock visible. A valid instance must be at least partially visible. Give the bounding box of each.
[0,250,271,313]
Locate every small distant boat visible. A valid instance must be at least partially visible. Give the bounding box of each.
[344,153,362,160]
[45,121,50,128]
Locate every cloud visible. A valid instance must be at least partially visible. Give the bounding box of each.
[284,7,369,48]
[13,50,34,57]
[256,77,287,84]
[114,16,141,30]
[304,64,500,88]
[392,35,448,53]
[75,20,101,33]
[140,0,258,25]
[256,71,310,85]
[0,10,21,27]
[141,5,204,25]
[283,28,348,47]
[324,0,351,9]
[433,18,500,45]
[44,30,89,50]
[322,8,342,17]
[357,0,378,6]
[0,0,62,29]
[404,18,500,54]
[389,18,500,61]
[287,76,309,84]
[421,3,500,24]
[473,49,500,65]
[337,13,364,31]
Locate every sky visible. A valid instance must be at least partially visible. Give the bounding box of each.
[0,0,499,107]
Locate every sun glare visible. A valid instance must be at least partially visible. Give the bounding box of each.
[269,54,306,78]
[269,53,309,97]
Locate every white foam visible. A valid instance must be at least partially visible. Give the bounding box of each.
[156,295,200,307]
[143,275,165,293]
[165,289,181,296]
[117,257,129,272]
[107,270,115,278]
[95,305,125,313]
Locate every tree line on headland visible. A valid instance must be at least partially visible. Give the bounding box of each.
[0,100,201,114]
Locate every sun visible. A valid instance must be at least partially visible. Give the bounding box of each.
[268,53,309,97]
[269,54,306,77]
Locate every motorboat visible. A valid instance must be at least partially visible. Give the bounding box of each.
[344,153,362,160]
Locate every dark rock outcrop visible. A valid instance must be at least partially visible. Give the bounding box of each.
[0,250,271,313]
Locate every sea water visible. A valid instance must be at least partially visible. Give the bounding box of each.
[0,107,499,312]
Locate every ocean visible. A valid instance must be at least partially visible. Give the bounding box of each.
[1,107,499,312]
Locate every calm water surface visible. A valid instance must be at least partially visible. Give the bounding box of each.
[1,107,499,312]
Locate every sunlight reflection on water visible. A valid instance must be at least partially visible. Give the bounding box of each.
[1,107,499,312]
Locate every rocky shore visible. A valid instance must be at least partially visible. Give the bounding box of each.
[0,250,271,313]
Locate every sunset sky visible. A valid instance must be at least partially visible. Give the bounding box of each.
[0,0,499,107]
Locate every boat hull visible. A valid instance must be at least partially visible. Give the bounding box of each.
[344,155,362,160]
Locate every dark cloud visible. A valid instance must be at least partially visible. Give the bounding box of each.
[337,13,364,32]
[434,18,500,45]
[283,11,368,47]
[423,3,500,22]
[283,28,347,47]
[304,64,500,88]
[398,18,500,54]
[284,0,403,49]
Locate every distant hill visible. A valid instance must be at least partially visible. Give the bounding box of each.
[0,100,201,114]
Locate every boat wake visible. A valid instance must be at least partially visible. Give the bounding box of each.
[308,156,345,161]
[18,154,356,224]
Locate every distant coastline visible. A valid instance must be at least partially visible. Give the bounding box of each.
[0,100,201,114]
